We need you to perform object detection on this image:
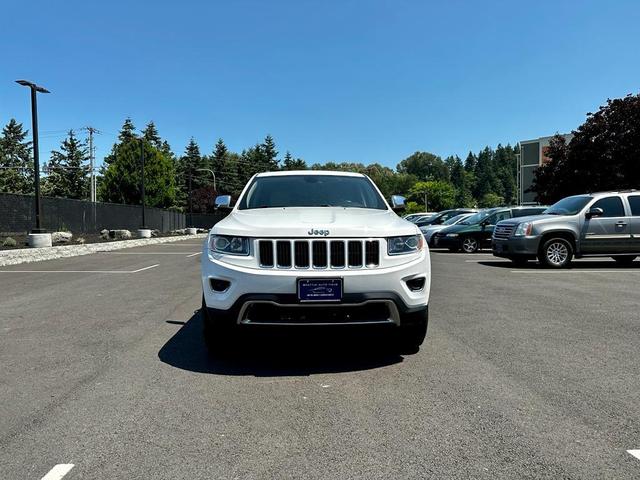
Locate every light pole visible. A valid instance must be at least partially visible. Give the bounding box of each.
[140,139,147,229]
[16,80,49,235]
[188,166,193,228]
[423,175,433,211]
[196,168,217,192]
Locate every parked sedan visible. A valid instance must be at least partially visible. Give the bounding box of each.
[420,213,473,247]
[414,208,478,228]
[404,212,436,223]
[433,206,548,253]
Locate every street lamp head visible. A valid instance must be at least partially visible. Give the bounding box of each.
[15,79,50,93]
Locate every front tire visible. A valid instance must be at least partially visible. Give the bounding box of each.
[539,238,573,268]
[395,309,428,354]
[202,295,237,357]
[461,236,479,253]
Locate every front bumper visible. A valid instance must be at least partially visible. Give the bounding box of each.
[492,236,541,258]
[201,247,430,325]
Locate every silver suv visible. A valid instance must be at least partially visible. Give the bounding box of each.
[492,190,640,267]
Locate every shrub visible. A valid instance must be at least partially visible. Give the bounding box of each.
[3,237,17,247]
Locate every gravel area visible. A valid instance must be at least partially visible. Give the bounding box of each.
[0,233,207,267]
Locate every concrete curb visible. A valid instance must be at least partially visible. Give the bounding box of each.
[0,234,207,267]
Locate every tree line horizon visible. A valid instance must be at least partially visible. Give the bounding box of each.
[0,118,520,213]
[2,91,637,214]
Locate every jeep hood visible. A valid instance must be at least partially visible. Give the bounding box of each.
[212,207,419,237]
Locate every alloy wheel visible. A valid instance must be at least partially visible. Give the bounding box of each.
[462,237,478,253]
[546,241,568,266]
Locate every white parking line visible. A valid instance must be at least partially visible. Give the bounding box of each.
[155,243,203,246]
[627,450,640,461]
[186,252,201,257]
[0,264,159,274]
[510,270,640,274]
[131,264,160,272]
[465,259,509,263]
[41,464,74,480]
[101,252,196,255]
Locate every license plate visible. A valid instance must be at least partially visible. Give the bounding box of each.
[298,278,343,302]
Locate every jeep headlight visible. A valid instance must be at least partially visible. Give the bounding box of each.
[387,235,423,255]
[513,222,533,237]
[209,235,250,255]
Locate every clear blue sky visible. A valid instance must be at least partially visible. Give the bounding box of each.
[1,0,639,169]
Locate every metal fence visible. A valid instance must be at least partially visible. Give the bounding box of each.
[0,193,224,234]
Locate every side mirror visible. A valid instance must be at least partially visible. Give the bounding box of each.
[391,195,406,212]
[214,195,232,210]
[586,207,603,219]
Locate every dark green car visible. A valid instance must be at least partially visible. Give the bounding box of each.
[433,206,547,253]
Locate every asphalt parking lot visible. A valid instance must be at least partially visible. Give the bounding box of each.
[1,241,639,479]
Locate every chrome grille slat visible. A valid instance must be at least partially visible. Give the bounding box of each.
[493,225,515,241]
[258,239,380,269]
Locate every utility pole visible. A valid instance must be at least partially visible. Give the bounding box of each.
[83,127,101,202]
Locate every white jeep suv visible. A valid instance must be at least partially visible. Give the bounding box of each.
[201,170,431,353]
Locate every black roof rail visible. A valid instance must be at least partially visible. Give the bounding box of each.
[588,189,638,195]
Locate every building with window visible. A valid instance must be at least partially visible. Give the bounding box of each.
[517,134,573,205]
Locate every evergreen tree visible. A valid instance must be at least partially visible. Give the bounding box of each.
[449,156,475,207]
[0,119,33,194]
[99,136,176,208]
[219,152,243,196]
[473,147,503,200]
[176,138,209,209]
[142,121,163,149]
[211,138,228,174]
[262,134,279,170]
[43,130,90,199]
[282,151,307,170]
[464,151,477,172]
[118,118,137,143]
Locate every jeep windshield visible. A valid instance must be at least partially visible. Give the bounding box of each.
[237,175,388,210]
[544,195,592,215]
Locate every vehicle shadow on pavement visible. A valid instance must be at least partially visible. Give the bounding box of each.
[158,311,404,377]
[477,260,640,269]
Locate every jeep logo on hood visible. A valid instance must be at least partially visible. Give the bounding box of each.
[308,229,329,236]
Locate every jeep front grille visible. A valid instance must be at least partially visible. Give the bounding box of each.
[493,224,516,241]
[258,239,380,269]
